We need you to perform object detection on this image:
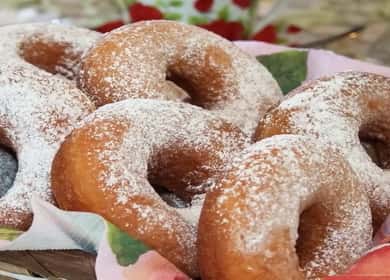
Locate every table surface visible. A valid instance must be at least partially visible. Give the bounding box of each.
[0,250,96,280]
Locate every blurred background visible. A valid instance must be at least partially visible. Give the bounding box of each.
[0,0,389,65]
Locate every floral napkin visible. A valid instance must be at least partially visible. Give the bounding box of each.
[0,41,390,280]
[94,0,258,40]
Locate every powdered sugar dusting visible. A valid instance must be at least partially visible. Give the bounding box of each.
[0,22,100,80]
[200,135,372,279]
[80,20,282,136]
[75,99,247,272]
[81,99,248,202]
[0,66,94,228]
[259,72,390,224]
[0,23,96,228]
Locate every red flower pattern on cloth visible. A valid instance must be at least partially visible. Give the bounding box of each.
[287,24,302,34]
[93,1,303,43]
[194,0,214,13]
[252,24,277,43]
[95,20,124,33]
[129,3,163,22]
[233,0,251,9]
[198,20,244,40]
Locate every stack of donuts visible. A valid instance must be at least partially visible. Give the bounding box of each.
[0,20,389,280]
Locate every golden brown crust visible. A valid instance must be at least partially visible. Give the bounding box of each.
[0,23,97,229]
[198,135,372,280]
[79,20,282,136]
[19,36,78,79]
[256,72,390,228]
[51,99,248,277]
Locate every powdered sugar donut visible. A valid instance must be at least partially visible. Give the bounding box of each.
[51,99,247,277]
[0,67,94,229]
[0,23,100,79]
[198,135,372,280]
[79,20,282,136]
[0,23,96,229]
[256,72,390,228]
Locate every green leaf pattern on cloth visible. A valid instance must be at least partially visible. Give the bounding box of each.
[0,228,22,241]
[165,12,183,20]
[218,5,231,21]
[107,222,150,266]
[257,51,308,94]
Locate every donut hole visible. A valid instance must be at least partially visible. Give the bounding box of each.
[166,71,223,108]
[148,146,214,208]
[295,203,328,269]
[165,73,192,103]
[166,45,233,108]
[152,182,209,210]
[166,71,229,109]
[152,185,190,208]
[18,35,79,80]
[0,145,18,198]
[359,125,390,169]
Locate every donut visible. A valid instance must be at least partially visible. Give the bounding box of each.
[51,99,248,277]
[78,20,282,136]
[255,72,390,227]
[0,23,100,80]
[0,23,96,229]
[198,135,372,280]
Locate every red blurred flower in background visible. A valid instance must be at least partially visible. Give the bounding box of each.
[198,20,245,41]
[233,0,251,8]
[287,24,302,34]
[194,0,214,13]
[94,1,303,43]
[95,2,164,33]
[251,24,277,43]
[95,20,124,33]
[129,3,164,22]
